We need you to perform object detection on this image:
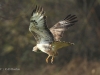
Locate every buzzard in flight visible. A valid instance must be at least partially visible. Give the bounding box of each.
[29,6,77,63]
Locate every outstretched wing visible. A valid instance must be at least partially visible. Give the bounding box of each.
[50,14,78,41]
[29,6,54,44]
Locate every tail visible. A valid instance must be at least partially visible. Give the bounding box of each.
[51,41,74,50]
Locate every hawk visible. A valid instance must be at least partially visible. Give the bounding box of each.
[29,6,77,63]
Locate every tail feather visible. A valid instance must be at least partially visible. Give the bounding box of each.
[51,41,74,51]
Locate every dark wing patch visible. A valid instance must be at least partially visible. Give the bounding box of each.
[50,14,78,41]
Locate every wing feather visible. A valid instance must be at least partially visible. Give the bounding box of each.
[50,14,78,41]
[29,6,54,44]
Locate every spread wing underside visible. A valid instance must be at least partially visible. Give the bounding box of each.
[29,6,54,43]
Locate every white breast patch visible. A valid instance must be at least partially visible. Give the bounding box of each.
[37,44,51,54]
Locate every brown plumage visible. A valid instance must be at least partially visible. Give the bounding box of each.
[29,6,78,63]
[50,14,77,41]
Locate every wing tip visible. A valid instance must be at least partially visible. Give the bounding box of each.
[31,5,45,16]
[64,14,78,22]
[31,5,37,16]
[64,14,78,27]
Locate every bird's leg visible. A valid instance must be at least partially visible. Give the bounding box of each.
[55,51,58,56]
[46,55,50,63]
[51,56,54,64]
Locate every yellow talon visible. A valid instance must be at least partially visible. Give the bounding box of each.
[46,55,50,63]
[51,56,54,64]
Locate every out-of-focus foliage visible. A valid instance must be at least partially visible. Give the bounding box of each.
[0,0,100,75]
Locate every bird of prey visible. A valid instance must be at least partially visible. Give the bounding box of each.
[29,6,77,63]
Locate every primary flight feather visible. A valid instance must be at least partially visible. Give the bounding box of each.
[29,6,78,63]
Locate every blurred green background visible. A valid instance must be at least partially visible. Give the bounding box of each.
[0,0,100,75]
